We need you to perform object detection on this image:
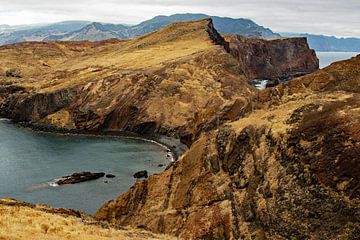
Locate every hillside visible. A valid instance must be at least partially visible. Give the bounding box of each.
[96,54,360,239]
[281,32,360,52]
[0,19,317,147]
[0,198,175,240]
[0,19,347,239]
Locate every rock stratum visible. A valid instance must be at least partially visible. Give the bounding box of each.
[1,18,356,240]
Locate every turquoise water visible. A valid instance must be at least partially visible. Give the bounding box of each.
[316,52,359,69]
[0,119,169,214]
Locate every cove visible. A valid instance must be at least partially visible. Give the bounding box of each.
[0,119,169,214]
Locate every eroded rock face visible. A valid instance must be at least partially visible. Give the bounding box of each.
[96,56,360,239]
[226,35,319,80]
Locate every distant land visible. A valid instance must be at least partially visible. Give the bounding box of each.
[281,32,360,52]
[1,13,360,52]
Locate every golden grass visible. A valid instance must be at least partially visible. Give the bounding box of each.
[0,19,216,94]
[0,199,176,240]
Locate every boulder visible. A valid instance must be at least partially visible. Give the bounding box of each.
[133,170,148,179]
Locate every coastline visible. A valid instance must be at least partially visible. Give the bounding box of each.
[6,120,188,162]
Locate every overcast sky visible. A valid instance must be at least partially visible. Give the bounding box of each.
[0,0,359,37]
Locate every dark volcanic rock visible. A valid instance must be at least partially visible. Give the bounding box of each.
[56,172,105,185]
[133,170,148,179]
[105,174,116,178]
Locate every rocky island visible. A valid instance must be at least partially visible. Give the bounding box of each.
[0,18,358,239]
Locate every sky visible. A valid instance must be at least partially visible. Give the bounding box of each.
[0,0,359,37]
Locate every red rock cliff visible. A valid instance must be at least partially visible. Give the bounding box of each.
[226,35,319,80]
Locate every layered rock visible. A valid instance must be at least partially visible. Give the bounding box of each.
[226,35,319,80]
[96,56,360,239]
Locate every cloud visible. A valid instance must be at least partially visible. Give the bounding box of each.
[0,0,359,37]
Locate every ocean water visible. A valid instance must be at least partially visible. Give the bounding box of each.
[316,52,359,69]
[0,119,169,214]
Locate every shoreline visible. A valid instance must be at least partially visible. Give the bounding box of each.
[2,119,187,162]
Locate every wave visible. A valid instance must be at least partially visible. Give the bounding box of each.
[0,118,11,122]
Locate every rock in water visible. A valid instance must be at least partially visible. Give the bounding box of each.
[105,174,116,178]
[56,172,105,185]
[133,170,148,179]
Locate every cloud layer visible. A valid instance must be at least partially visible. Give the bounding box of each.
[0,0,359,37]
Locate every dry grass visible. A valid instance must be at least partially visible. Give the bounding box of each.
[0,19,215,93]
[0,199,176,240]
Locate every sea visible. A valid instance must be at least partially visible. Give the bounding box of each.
[0,119,169,214]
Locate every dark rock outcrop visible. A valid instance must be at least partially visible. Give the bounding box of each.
[133,170,148,179]
[56,172,105,185]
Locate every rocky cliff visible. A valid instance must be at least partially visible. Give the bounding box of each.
[226,35,319,80]
[0,19,317,147]
[96,55,360,239]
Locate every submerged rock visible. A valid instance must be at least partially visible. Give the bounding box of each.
[133,170,148,179]
[56,172,105,185]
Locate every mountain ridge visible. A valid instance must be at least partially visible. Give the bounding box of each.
[2,13,360,52]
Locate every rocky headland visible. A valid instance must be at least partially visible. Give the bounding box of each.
[1,18,358,239]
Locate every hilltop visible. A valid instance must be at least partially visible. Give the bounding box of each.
[2,14,360,52]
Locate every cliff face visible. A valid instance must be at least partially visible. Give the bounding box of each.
[226,35,319,80]
[96,56,360,239]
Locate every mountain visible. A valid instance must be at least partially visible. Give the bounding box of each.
[282,33,360,52]
[0,19,357,239]
[1,14,280,44]
[0,19,316,145]
[119,13,280,39]
[0,21,90,45]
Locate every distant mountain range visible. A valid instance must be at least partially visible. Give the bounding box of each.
[0,21,90,44]
[1,13,359,52]
[281,33,360,52]
[0,14,279,45]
